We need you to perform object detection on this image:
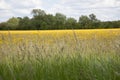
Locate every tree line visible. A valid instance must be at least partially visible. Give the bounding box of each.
[0,9,120,30]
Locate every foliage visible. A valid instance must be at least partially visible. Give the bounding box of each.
[0,9,120,30]
[0,29,120,80]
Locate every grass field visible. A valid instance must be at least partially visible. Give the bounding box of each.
[0,29,120,80]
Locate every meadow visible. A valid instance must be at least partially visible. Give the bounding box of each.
[0,29,120,80]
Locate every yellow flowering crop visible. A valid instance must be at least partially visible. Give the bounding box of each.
[0,29,120,44]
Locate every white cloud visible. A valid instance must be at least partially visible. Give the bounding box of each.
[0,0,43,22]
[46,0,120,21]
[4,0,42,9]
[0,0,120,22]
[0,0,11,9]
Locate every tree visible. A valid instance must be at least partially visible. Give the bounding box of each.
[7,17,19,30]
[89,14,96,22]
[55,13,66,29]
[0,8,119,30]
[32,9,46,17]
[65,17,77,29]
[40,14,56,29]
[31,9,48,30]
[89,14,100,28]
[0,22,8,30]
[18,16,33,30]
[79,15,91,29]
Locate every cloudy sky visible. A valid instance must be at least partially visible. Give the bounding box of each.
[0,0,120,22]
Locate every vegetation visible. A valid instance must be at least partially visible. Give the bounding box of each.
[0,29,120,80]
[0,9,120,30]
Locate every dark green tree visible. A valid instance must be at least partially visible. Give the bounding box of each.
[18,16,33,30]
[0,9,120,30]
[32,9,46,17]
[7,17,19,30]
[55,13,66,29]
[65,17,77,29]
[0,22,8,30]
[79,15,91,29]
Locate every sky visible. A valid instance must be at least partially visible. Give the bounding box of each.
[0,0,120,22]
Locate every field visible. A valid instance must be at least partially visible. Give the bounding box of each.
[0,29,120,80]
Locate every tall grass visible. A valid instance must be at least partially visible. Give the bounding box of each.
[0,29,120,80]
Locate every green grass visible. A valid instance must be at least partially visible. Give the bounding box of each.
[0,31,120,80]
[0,52,120,80]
